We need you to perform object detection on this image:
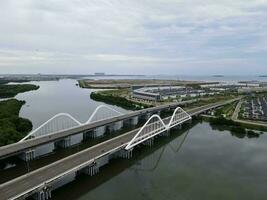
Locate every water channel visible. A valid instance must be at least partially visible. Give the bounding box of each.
[52,121,267,200]
[1,79,267,199]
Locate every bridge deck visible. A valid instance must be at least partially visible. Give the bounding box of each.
[0,99,239,200]
[0,103,180,159]
[0,117,173,200]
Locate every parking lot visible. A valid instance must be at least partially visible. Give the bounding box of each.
[242,96,267,121]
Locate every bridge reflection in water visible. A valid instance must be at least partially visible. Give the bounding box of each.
[52,126,193,200]
[130,130,190,172]
[0,99,239,200]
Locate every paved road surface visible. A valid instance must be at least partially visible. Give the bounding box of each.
[0,103,180,159]
[0,99,239,200]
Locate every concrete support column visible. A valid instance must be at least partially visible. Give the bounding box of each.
[70,133,83,146]
[107,121,123,133]
[33,186,52,200]
[172,124,182,130]
[93,126,106,137]
[187,118,192,124]
[34,143,55,158]
[117,149,133,159]
[20,149,35,161]
[82,162,100,176]
[160,129,170,137]
[113,121,123,132]
[145,113,151,120]
[143,138,154,147]
[131,116,139,126]
[55,137,71,148]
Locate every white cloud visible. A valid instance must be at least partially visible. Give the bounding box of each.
[0,0,266,74]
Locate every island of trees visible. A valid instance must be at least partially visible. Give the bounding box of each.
[209,117,264,138]
[0,84,39,98]
[0,82,39,146]
[0,99,33,146]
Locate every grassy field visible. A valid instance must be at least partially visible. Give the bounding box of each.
[181,94,238,110]
[90,89,152,110]
[0,99,33,146]
[78,79,208,89]
[214,101,238,118]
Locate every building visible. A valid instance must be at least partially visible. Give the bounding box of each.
[132,86,214,102]
[94,73,105,76]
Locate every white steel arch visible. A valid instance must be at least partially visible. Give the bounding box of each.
[168,107,191,128]
[19,105,123,142]
[125,114,167,150]
[125,107,191,150]
[86,105,123,124]
[20,113,82,142]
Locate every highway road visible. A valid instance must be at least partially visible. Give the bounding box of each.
[0,100,236,160]
[0,99,239,200]
[0,103,181,159]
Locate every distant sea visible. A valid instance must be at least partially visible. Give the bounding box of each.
[83,75,267,83]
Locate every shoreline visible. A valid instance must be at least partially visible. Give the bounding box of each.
[0,99,33,146]
[0,83,39,146]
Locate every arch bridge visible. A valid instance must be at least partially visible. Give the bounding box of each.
[0,99,240,200]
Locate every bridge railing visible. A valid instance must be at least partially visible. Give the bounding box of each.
[19,113,82,142]
[19,105,123,142]
[125,107,191,150]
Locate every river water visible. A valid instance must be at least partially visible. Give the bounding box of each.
[52,121,267,200]
[5,78,267,199]
[14,79,127,129]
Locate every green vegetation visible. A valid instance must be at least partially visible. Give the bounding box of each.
[78,80,87,88]
[182,94,238,111]
[91,90,152,110]
[0,99,33,146]
[209,117,264,138]
[0,79,30,85]
[215,102,237,118]
[0,84,39,98]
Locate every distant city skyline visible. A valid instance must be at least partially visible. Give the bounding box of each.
[0,0,267,75]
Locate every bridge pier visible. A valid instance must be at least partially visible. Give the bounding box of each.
[123,116,139,127]
[55,137,71,148]
[81,162,100,176]
[20,149,35,161]
[186,118,192,124]
[54,133,83,148]
[159,129,170,137]
[20,142,56,161]
[130,116,139,126]
[117,149,133,159]
[107,121,123,133]
[112,121,123,132]
[84,128,105,139]
[93,126,106,137]
[172,124,182,130]
[143,138,154,147]
[69,133,83,146]
[145,113,151,120]
[33,186,52,200]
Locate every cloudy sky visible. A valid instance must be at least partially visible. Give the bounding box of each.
[0,0,267,75]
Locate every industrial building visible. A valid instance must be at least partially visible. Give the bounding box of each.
[132,86,216,101]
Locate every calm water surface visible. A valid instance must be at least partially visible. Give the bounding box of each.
[52,122,267,200]
[6,78,267,199]
[15,79,127,129]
